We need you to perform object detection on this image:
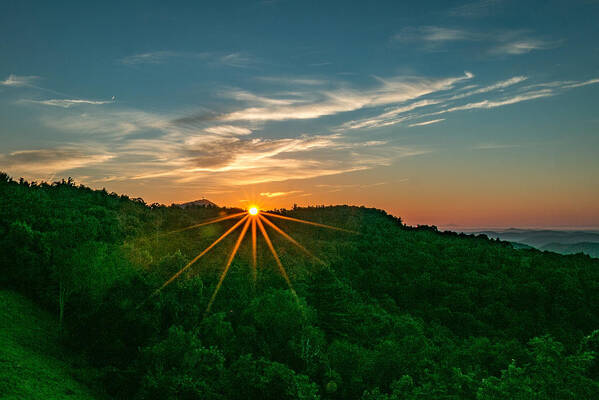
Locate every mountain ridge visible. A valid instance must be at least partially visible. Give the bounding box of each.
[467,228,599,258]
[173,198,218,208]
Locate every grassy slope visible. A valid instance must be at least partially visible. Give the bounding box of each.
[0,290,100,400]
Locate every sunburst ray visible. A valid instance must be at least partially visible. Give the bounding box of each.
[150,215,249,298]
[167,212,246,235]
[256,216,298,302]
[261,211,357,234]
[251,217,257,284]
[144,206,356,313]
[259,214,324,264]
[205,217,251,314]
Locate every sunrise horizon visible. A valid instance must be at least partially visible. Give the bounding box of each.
[2,1,599,232]
[3,2,599,398]
[6,171,599,230]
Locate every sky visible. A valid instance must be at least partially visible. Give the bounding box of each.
[1,0,598,228]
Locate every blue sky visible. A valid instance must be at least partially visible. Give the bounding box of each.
[1,0,598,227]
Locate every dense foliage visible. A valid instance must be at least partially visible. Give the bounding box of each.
[1,172,598,399]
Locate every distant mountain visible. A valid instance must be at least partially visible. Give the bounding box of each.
[174,198,218,209]
[540,242,599,258]
[470,229,599,258]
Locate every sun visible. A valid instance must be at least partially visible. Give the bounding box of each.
[248,206,259,215]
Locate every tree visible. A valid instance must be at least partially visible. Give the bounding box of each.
[477,335,599,399]
[226,354,320,400]
[138,325,225,400]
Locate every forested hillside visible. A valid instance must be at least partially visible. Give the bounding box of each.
[1,172,598,399]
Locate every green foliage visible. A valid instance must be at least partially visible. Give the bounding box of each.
[1,172,599,399]
[477,335,599,399]
[225,354,320,400]
[138,326,225,400]
[0,290,102,399]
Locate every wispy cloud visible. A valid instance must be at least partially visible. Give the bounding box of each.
[341,75,527,130]
[127,133,411,186]
[337,76,599,131]
[257,76,327,86]
[309,62,332,67]
[169,71,595,137]
[342,99,440,130]
[0,148,113,174]
[394,26,559,56]
[32,101,423,187]
[335,74,596,131]
[448,0,503,18]
[409,119,445,127]
[490,39,559,55]
[448,76,527,100]
[119,51,189,65]
[1,74,39,87]
[212,71,473,122]
[21,98,114,108]
[42,109,171,137]
[438,89,554,113]
[119,51,256,68]
[393,26,481,43]
[224,89,303,106]
[219,52,255,68]
[15,64,598,193]
[204,125,253,136]
[182,134,349,172]
[562,78,599,88]
[260,190,302,197]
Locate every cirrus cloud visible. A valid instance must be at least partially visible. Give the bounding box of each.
[213,71,473,122]
[20,98,114,108]
[1,74,39,87]
[0,148,114,175]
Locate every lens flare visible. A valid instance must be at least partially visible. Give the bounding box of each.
[259,214,324,264]
[251,217,257,284]
[144,206,357,313]
[256,216,298,303]
[205,217,252,315]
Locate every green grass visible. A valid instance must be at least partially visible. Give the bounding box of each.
[0,290,101,400]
